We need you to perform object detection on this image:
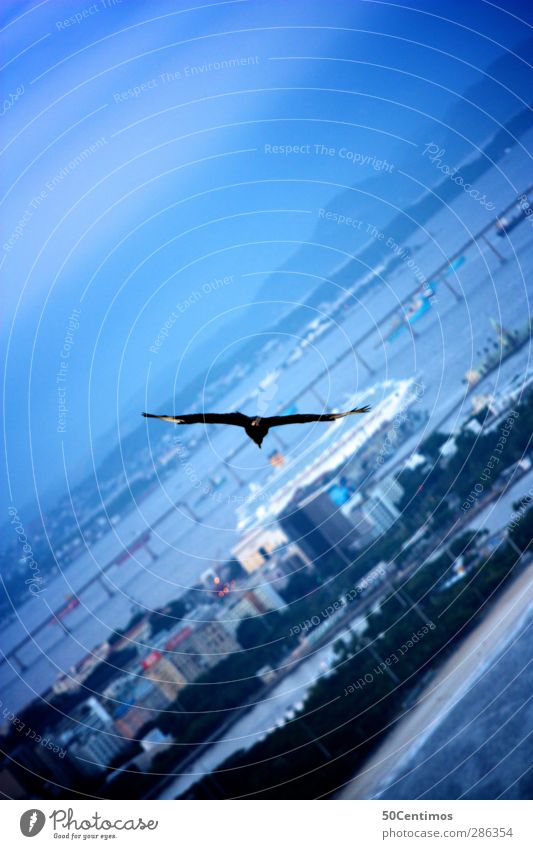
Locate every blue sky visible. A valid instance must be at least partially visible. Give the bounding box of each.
[1,0,531,511]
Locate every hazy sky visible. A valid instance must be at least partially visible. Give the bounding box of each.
[1,0,531,512]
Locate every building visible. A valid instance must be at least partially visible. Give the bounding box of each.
[278,487,357,566]
[363,496,399,535]
[245,584,287,613]
[363,478,405,535]
[140,728,173,753]
[215,595,260,637]
[162,626,204,682]
[112,677,170,739]
[341,492,380,548]
[138,614,242,681]
[200,567,218,587]
[272,542,312,576]
[54,697,131,775]
[103,670,172,740]
[232,524,288,573]
[213,574,287,637]
[114,707,152,739]
[141,651,188,700]
[185,620,241,670]
[254,543,313,595]
[371,477,404,507]
[121,728,174,773]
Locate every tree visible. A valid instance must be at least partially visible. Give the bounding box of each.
[237,613,279,649]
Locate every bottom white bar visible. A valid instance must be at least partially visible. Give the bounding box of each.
[3,799,532,848]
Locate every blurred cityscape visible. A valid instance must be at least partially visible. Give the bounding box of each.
[2,194,533,797]
[1,3,533,803]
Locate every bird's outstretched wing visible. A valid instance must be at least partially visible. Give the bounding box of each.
[142,411,248,426]
[263,405,371,428]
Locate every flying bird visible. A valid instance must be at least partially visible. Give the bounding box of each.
[142,405,370,448]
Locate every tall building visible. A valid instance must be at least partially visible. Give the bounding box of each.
[341,492,380,548]
[278,487,357,566]
[371,477,404,507]
[363,478,405,535]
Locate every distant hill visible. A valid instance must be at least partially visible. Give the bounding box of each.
[244,38,533,327]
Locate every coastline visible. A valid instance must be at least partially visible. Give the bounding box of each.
[335,556,533,799]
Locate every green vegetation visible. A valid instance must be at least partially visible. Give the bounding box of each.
[397,399,533,535]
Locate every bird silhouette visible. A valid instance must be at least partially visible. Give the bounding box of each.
[142,405,370,448]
